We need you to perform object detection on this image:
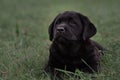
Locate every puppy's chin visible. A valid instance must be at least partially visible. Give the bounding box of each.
[54,36,67,42]
[53,35,78,44]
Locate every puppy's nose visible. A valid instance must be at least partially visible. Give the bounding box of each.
[57,27,65,32]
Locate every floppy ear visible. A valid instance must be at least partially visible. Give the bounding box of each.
[48,20,54,41]
[48,14,61,41]
[80,15,97,40]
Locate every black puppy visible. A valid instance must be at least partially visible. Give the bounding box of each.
[45,11,104,79]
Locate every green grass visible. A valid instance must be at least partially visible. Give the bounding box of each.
[0,0,120,80]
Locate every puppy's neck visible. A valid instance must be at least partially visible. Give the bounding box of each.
[52,40,85,58]
[54,39,85,50]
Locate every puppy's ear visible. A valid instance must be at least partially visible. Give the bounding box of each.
[48,14,60,41]
[48,20,54,41]
[79,14,97,40]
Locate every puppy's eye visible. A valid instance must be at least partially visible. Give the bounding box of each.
[56,20,62,24]
[69,20,76,25]
[56,21,59,24]
[68,18,75,24]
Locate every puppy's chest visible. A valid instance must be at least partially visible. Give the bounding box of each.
[58,43,84,56]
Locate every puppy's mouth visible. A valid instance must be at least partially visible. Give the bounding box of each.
[54,33,78,42]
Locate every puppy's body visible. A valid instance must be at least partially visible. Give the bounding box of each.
[45,11,104,79]
[46,39,99,72]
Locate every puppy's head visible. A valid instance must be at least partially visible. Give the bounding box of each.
[49,11,96,41]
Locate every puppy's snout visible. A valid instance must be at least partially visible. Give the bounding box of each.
[57,27,65,32]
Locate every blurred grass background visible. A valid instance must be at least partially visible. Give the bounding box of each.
[0,0,120,80]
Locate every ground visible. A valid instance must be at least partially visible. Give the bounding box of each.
[0,0,120,80]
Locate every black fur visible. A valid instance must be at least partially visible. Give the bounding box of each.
[45,11,104,79]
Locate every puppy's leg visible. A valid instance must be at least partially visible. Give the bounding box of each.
[44,64,54,80]
[45,65,63,80]
[80,63,99,73]
[91,40,106,54]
